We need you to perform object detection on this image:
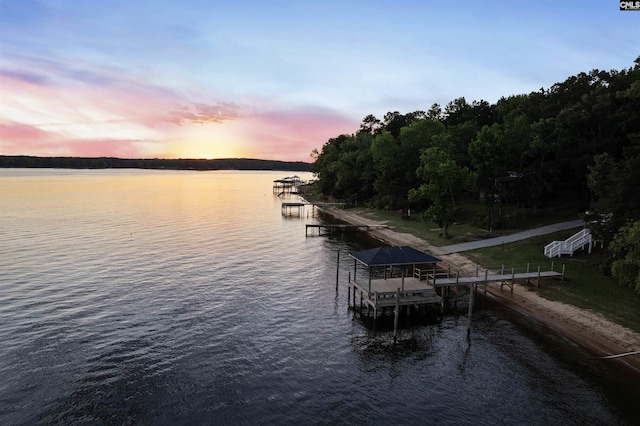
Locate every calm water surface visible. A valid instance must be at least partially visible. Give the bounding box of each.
[1,169,638,425]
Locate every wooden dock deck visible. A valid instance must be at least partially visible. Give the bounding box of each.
[350,277,440,316]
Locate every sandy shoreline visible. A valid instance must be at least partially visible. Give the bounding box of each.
[320,206,640,377]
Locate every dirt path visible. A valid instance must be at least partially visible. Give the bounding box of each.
[320,206,640,376]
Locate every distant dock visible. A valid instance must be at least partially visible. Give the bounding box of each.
[306,223,387,236]
[273,175,306,196]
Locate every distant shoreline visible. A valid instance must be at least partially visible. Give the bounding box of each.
[0,155,312,172]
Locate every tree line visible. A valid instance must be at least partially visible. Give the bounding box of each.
[311,57,640,291]
[0,156,312,172]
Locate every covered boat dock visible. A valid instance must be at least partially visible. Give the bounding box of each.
[344,245,565,341]
[346,246,442,342]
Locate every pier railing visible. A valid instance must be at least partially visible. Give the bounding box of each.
[432,261,562,278]
[480,262,562,277]
[414,261,565,288]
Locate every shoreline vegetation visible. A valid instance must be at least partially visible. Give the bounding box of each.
[0,155,312,172]
[305,59,640,380]
[316,204,640,377]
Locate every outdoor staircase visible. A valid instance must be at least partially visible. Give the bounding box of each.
[544,228,593,258]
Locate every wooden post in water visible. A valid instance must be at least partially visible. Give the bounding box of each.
[348,286,351,308]
[440,280,445,314]
[484,269,488,296]
[373,292,378,319]
[336,250,340,288]
[467,282,474,340]
[537,265,541,287]
[352,285,356,307]
[562,264,566,281]
[393,288,400,345]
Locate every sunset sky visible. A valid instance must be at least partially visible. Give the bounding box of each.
[1,1,638,162]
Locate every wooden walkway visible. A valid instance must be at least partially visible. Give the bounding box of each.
[431,270,563,291]
[306,224,387,236]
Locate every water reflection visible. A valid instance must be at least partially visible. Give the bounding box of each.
[1,169,636,425]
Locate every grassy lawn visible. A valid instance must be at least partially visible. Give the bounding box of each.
[464,230,640,333]
[341,207,467,247]
[339,205,584,248]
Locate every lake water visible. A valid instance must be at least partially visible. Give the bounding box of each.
[1,169,638,425]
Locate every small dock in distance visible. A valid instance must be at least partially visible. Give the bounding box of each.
[273,175,305,195]
[306,223,387,236]
[281,202,307,216]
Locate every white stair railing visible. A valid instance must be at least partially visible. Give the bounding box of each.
[544,228,592,258]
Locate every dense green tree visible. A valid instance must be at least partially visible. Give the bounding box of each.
[427,103,443,121]
[586,147,640,243]
[471,99,494,127]
[468,124,509,229]
[310,135,345,195]
[397,119,446,192]
[443,97,473,126]
[409,147,471,238]
[370,130,402,207]
[359,114,383,135]
[609,220,640,293]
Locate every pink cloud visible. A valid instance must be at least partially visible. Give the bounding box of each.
[241,106,359,161]
[0,65,359,162]
[0,120,151,158]
[0,120,52,141]
[0,68,248,158]
[168,101,246,125]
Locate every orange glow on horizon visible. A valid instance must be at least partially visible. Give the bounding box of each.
[159,119,251,159]
[163,140,249,160]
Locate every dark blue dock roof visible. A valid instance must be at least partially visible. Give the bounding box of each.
[348,246,440,267]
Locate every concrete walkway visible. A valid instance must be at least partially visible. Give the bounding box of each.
[431,219,585,255]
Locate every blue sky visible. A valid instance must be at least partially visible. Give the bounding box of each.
[0,0,638,160]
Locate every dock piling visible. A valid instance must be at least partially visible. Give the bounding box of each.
[467,283,474,341]
[393,288,400,344]
[336,250,340,288]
